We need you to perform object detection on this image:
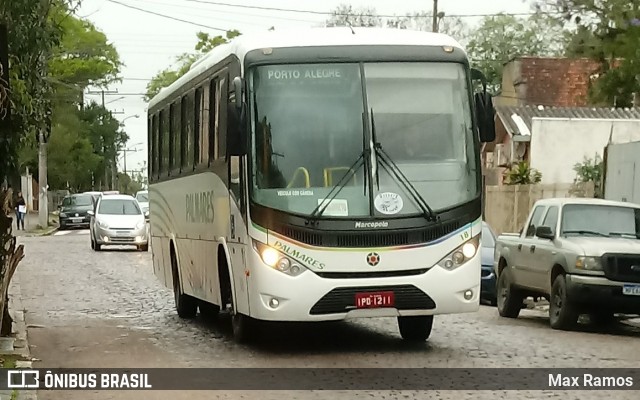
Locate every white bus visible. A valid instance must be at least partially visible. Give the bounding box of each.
[147,27,496,342]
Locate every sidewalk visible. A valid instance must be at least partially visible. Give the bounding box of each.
[12,212,58,237]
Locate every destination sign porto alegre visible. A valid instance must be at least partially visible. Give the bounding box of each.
[266,68,344,80]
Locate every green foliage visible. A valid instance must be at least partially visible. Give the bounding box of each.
[504,161,542,185]
[537,0,640,106]
[48,8,122,92]
[0,0,73,182]
[325,4,383,27]
[117,172,143,195]
[144,30,242,102]
[466,13,570,93]
[573,154,603,197]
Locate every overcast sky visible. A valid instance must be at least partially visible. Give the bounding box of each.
[78,0,533,173]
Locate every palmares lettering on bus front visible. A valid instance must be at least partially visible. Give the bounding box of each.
[146,28,496,344]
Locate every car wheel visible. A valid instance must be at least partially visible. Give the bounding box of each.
[496,268,524,318]
[398,315,434,341]
[549,275,579,330]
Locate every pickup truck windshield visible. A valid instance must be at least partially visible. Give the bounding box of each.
[561,204,640,238]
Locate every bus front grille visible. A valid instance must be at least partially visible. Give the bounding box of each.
[309,285,436,315]
[277,220,462,248]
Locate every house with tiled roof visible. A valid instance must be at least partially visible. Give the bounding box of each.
[483,56,640,185]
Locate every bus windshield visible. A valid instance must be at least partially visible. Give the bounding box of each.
[249,62,478,218]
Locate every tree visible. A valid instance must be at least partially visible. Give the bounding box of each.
[504,161,542,185]
[573,154,603,198]
[466,13,569,93]
[386,12,469,42]
[325,4,383,27]
[535,0,640,106]
[145,30,241,101]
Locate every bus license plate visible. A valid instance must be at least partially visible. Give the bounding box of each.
[355,291,395,308]
[622,284,640,296]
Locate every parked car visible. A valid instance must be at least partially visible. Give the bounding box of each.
[481,221,497,305]
[135,190,149,219]
[89,194,149,252]
[58,193,95,230]
[494,197,640,331]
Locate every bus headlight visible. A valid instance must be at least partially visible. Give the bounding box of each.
[252,239,306,277]
[437,234,480,271]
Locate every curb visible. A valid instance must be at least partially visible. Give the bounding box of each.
[24,226,58,238]
[3,274,38,400]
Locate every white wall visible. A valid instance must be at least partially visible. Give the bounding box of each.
[530,118,640,184]
[604,140,640,205]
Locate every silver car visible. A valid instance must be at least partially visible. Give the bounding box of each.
[88,194,149,252]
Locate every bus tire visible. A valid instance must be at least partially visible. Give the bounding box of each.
[171,246,197,319]
[231,312,252,343]
[218,248,253,343]
[398,315,433,341]
[198,301,220,319]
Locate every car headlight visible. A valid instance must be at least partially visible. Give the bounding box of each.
[575,256,603,271]
[437,234,480,270]
[252,239,306,277]
[98,220,109,229]
[136,221,145,229]
[59,213,67,218]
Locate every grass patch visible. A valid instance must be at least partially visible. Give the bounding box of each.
[0,354,18,369]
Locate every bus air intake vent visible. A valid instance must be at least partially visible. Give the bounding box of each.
[275,220,462,248]
[309,284,436,315]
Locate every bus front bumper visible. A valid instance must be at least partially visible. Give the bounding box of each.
[246,251,481,322]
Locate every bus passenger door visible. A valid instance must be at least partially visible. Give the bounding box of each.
[227,153,250,315]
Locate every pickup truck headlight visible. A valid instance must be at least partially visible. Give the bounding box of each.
[252,239,306,277]
[437,234,480,270]
[575,256,603,271]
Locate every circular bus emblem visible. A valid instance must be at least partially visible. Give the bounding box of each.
[366,252,380,266]
[374,192,403,215]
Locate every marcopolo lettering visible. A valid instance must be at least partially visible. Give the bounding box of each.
[186,191,215,223]
[355,221,389,229]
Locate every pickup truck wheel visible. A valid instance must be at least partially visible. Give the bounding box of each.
[549,275,578,330]
[496,268,524,318]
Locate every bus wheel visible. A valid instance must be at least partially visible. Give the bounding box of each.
[171,248,197,318]
[231,312,252,343]
[398,315,433,341]
[198,301,220,320]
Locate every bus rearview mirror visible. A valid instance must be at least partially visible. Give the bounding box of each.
[233,76,243,111]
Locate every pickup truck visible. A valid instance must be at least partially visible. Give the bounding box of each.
[493,197,640,330]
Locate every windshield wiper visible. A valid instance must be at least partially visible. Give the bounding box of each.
[609,232,640,239]
[307,113,371,223]
[563,230,609,237]
[370,110,437,222]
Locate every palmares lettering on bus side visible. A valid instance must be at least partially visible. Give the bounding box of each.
[186,191,215,223]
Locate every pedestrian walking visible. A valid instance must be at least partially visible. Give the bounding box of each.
[15,191,26,230]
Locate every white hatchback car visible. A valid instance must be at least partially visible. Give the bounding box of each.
[88,194,149,251]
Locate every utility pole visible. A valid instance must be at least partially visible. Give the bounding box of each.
[432,0,439,32]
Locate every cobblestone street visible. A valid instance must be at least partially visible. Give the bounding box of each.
[12,231,640,399]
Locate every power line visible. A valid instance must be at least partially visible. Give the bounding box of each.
[105,0,229,31]
[186,0,559,19]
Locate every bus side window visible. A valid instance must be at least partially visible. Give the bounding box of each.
[162,108,170,176]
[170,102,181,174]
[194,86,204,168]
[152,114,160,180]
[148,116,154,181]
[208,78,218,164]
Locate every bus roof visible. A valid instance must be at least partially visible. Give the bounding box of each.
[148,27,465,109]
